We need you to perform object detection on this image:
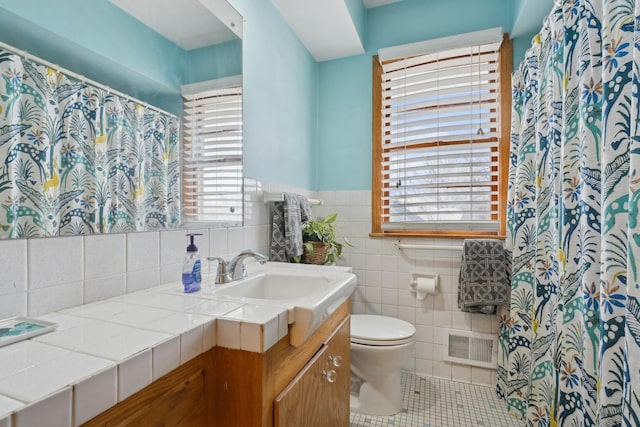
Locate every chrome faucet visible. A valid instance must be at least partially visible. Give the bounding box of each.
[207,250,267,284]
[206,256,229,284]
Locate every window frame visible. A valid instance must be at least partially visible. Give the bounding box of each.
[181,77,244,228]
[371,34,512,239]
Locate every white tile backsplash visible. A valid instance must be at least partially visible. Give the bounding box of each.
[126,268,161,293]
[27,282,83,317]
[83,275,126,304]
[227,228,244,254]
[160,229,187,266]
[160,229,187,285]
[28,236,83,290]
[84,234,126,280]
[0,293,26,320]
[209,229,228,258]
[0,179,269,319]
[0,240,26,297]
[126,232,159,272]
[160,263,182,285]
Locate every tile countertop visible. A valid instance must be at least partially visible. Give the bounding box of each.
[0,280,291,427]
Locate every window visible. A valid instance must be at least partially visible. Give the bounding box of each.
[372,29,511,238]
[182,78,243,226]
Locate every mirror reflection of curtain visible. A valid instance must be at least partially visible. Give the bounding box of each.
[0,49,180,238]
[498,1,640,425]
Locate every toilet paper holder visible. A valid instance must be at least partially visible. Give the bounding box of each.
[410,272,439,300]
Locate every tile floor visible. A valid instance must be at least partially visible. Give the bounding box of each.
[350,372,520,427]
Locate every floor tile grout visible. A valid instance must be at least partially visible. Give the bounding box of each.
[349,371,520,427]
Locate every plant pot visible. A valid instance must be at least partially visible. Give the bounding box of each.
[302,241,329,265]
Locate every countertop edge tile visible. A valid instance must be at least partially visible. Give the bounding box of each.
[1,279,291,423]
[0,395,24,420]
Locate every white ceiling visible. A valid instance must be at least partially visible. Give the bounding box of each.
[272,0,365,62]
[110,0,550,62]
[109,0,240,50]
[275,0,551,62]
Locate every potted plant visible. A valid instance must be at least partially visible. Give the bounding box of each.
[300,213,352,264]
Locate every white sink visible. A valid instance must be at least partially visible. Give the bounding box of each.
[213,273,327,300]
[207,262,357,346]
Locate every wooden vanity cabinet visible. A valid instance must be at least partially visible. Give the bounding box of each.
[82,350,216,427]
[274,315,350,427]
[211,300,351,427]
[82,299,350,427]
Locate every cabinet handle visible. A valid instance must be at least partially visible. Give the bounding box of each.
[322,369,337,383]
[328,355,343,367]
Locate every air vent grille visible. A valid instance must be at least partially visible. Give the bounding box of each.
[444,329,496,368]
[448,335,470,359]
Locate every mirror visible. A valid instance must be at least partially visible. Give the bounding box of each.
[0,0,243,239]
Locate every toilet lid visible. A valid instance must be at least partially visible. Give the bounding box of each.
[351,315,415,346]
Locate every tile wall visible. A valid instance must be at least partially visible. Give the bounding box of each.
[0,181,499,386]
[0,178,272,318]
[314,190,499,387]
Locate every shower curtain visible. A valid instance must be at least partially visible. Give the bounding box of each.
[0,48,181,238]
[498,0,640,425]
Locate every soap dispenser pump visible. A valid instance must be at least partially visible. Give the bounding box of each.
[182,233,202,293]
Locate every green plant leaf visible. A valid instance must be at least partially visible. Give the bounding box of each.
[324,213,337,223]
[299,212,353,264]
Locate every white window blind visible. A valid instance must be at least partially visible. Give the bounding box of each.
[379,38,503,232]
[182,85,243,226]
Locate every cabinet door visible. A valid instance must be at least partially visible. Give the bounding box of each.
[274,316,350,427]
[324,316,350,426]
[274,345,330,427]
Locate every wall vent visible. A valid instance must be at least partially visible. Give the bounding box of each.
[443,329,497,369]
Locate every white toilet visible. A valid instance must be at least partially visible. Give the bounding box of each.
[350,314,416,416]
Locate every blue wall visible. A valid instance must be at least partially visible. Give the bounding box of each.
[184,39,242,85]
[513,30,537,67]
[0,0,320,189]
[0,0,186,114]
[0,0,550,192]
[229,0,318,189]
[315,0,511,190]
[345,0,367,46]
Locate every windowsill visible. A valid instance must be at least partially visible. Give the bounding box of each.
[369,231,506,239]
[183,220,243,229]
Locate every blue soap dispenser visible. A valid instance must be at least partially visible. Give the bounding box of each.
[182,233,202,293]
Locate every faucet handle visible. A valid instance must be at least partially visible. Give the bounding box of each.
[206,256,229,284]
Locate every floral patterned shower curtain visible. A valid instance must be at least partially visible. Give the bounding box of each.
[0,49,180,238]
[498,0,640,425]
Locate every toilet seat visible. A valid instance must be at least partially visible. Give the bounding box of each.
[351,314,416,346]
